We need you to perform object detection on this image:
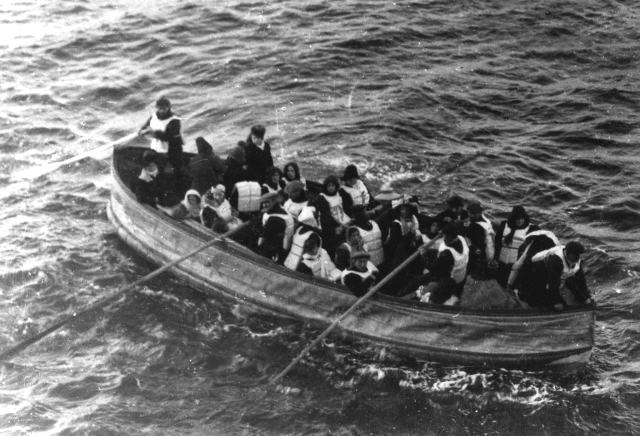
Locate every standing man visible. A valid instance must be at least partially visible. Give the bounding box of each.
[138,97,185,185]
[244,124,274,185]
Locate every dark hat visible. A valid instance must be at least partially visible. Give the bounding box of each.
[228,145,246,165]
[375,187,402,201]
[447,195,464,208]
[341,164,360,181]
[250,125,266,139]
[351,251,370,261]
[565,241,585,256]
[155,96,171,107]
[399,202,418,216]
[467,202,483,214]
[260,191,279,203]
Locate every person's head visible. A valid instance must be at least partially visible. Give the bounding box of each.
[260,191,279,211]
[467,202,483,219]
[429,220,441,236]
[285,180,305,202]
[346,226,362,245]
[399,203,417,220]
[142,150,159,173]
[322,175,340,195]
[228,144,246,166]
[250,125,266,146]
[284,162,300,181]
[447,195,464,213]
[195,137,213,155]
[565,241,585,264]
[266,166,282,185]
[509,205,529,228]
[211,184,225,203]
[341,165,360,187]
[188,194,200,205]
[183,189,202,210]
[351,251,370,271]
[155,97,171,116]
[441,223,459,244]
[303,234,320,256]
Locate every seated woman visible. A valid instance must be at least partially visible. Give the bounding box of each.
[163,189,203,223]
[341,251,379,297]
[296,233,342,282]
[494,205,540,288]
[135,150,163,208]
[283,180,308,220]
[339,164,375,216]
[384,202,423,272]
[283,162,307,189]
[201,184,242,232]
[334,226,365,271]
[316,175,351,256]
[261,166,286,195]
[284,204,322,271]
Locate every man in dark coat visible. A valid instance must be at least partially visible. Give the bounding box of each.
[244,125,274,185]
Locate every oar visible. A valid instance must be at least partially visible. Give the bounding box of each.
[0,221,251,362]
[12,132,140,180]
[271,235,442,384]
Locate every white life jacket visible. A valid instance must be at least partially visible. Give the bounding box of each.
[525,229,560,246]
[340,261,378,285]
[466,214,495,260]
[300,249,341,281]
[203,199,242,228]
[262,210,295,250]
[235,181,262,212]
[284,227,316,270]
[319,193,351,225]
[387,215,421,242]
[149,113,180,153]
[438,236,469,284]
[498,224,531,264]
[356,221,384,266]
[283,199,308,220]
[531,245,581,282]
[341,180,369,207]
[262,183,280,194]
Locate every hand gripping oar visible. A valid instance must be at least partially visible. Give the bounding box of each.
[270,235,442,384]
[13,132,140,180]
[0,221,251,362]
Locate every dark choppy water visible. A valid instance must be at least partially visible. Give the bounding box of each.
[1,0,640,434]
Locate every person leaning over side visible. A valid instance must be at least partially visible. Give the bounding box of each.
[244,124,274,185]
[341,251,379,298]
[138,97,185,186]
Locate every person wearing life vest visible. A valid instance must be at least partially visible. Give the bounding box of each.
[201,184,242,233]
[339,164,374,217]
[283,180,308,221]
[507,229,560,296]
[296,233,342,282]
[256,191,295,264]
[350,205,385,268]
[493,206,540,287]
[284,204,321,271]
[413,224,469,305]
[317,175,351,256]
[462,202,496,279]
[512,241,592,310]
[261,166,286,196]
[334,226,365,271]
[244,125,274,184]
[138,97,185,185]
[384,202,423,273]
[283,162,307,189]
[341,251,379,298]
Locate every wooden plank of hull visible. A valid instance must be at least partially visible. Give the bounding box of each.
[109,148,595,369]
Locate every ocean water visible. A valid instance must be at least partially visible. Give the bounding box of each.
[1,0,640,434]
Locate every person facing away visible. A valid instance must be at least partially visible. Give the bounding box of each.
[256,191,295,264]
[135,149,165,208]
[188,136,226,195]
[283,162,307,189]
[296,233,342,282]
[261,166,286,195]
[510,240,592,310]
[138,97,185,185]
[339,164,373,217]
[341,251,379,298]
[334,226,365,271]
[494,205,540,287]
[316,175,351,256]
[413,223,469,306]
[462,202,497,278]
[244,124,274,185]
[283,180,308,221]
[507,229,560,295]
[223,142,249,195]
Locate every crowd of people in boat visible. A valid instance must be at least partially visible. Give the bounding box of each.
[132,97,594,311]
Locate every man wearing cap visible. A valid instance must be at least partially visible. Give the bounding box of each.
[462,202,497,278]
[341,251,379,297]
[256,191,295,263]
[513,241,593,310]
[244,124,274,185]
[138,97,185,184]
[339,164,373,216]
